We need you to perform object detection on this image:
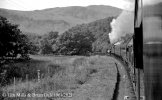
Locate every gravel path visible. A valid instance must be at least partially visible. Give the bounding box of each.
[111,57,136,100]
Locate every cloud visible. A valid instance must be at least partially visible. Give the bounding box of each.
[1,0,132,11]
[0,0,5,7]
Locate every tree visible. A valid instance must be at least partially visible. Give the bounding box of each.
[40,38,53,54]
[48,31,59,40]
[58,30,95,55]
[25,33,42,54]
[0,16,30,59]
[40,31,59,54]
[92,33,111,53]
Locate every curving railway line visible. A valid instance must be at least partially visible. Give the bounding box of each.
[110,42,144,100]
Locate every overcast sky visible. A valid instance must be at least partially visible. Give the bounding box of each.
[0,0,133,11]
[0,0,161,11]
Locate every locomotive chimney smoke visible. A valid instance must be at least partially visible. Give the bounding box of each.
[108,0,161,44]
[109,10,134,44]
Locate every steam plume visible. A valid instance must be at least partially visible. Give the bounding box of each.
[109,10,134,44]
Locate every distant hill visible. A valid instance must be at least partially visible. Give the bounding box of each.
[0,5,121,35]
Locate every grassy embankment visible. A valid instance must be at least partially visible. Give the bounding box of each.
[1,55,117,100]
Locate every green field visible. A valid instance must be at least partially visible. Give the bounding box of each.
[1,55,117,100]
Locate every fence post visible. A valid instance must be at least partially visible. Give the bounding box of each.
[26,74,29,91]
[37,70,40,82]
[14,77,16,92]
[48,67,50,77]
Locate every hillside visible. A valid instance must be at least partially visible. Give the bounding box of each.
[0,5,121,35]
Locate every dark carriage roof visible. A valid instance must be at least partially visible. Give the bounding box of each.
[114,34,133,48]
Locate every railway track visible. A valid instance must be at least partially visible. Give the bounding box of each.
[111,57,136,100]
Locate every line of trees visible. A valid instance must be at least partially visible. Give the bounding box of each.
[28,17,114,55]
